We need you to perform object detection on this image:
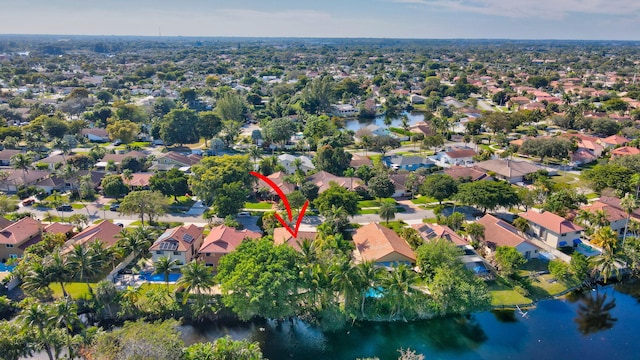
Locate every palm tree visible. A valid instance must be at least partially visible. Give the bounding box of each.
[154,256,179,288]
[513,217,530,237]
[120,285,142,316]
[44,250,71,299]
[122,169,134,190]
[248,146,263,164]
[19,302,55,360]
[591,226,618,254]
[68,244,100,295]
[78,174,95,200]
[466,222,485,244]
[379,264,418,320]
[330,260,359,311]
[177,260,215,304]
[58,164,79,194]
[10,152,33,186]
[95,280,118,319]
[116,227,154,259]
[378,200,397,224]
[21,261,53,298]
[49,299,81,359]
[590,250,622,284]
[621,193,638,244]
[592,210,609,229]
[354,260,382,317]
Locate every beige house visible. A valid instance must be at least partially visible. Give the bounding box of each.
[352,223,415,266]
[150,224,204,265]
[0,217,42,262]
[477,214,541,259]
[518,209,584,248]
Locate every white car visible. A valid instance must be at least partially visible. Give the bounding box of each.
[237,211,251,217]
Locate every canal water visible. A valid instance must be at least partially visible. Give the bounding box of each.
[179,284,640,360]
[343,112,426,133]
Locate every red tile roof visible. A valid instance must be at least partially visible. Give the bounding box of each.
[352,223,415,263]
[518,210,583,234]
[150,224,204,252]
[68,220,123,249]
[273,228,317,252]
[122,172,153,187]
[477,214,527,248]
[611,146,640,157]
[44,222,75,235]
[602,135,629,145]
[412,223,468,246]
[0,217,41,245]
[199,225,261,254]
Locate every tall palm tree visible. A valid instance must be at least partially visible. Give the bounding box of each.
[49,299,81,359]
[513,217,530,237]
[116,227,153,259]
[177,260,215,304]
[68,244,100,295]
[19,302,55,360]
[122,169,134,191]
[52,138,71,164]
[621,193,638,244]
[248,146,263,164]
[466,222,485,244]
[354,260,382,317]
[591,226,618,254]
[10,152,33,187]
[120,285,142,316]
[44,250,71,299]
[378,200,397,224]
[154,256,179,288]
[591,250,622,284]
[379,264,418,320]
[95,280,118,319]
[21,261,53,298]
[330,260,359,312]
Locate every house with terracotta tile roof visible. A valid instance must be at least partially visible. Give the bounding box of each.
[150,224,204,265]
[64,220,123,253]
[307,171,363,192]
[198,225,262,269]
[599,196,640,221]
[256,171,295,200]
[412,223,468,247]
[44,222,75,238]
[476,159,541,183]
[443,166,490,182]
[152,151,202,171]
[0,217,42,262]
[578,201,629,234]
[477,214,540,259]
[349,154,373,169]
[518,209,583,248]
[273,227,317,252]
[599,135,629,148]
[352,223,415,266]
[122,172,153,188]
[611,146,640,158]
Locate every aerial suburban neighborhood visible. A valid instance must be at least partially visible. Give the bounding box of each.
[0,33,640,359]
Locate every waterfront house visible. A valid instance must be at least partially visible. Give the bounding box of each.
[150,224,204,266]
[577,201,628,235]
[273,227,317,252]
[64,220,123,252]
[352,223,416,266]
[518,209,584,248]
[198,225,262,269]
[477,214,540,259]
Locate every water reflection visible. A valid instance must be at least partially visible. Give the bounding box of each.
[572,289,618,335]
[491,309,518,323]
[343,111,425,132]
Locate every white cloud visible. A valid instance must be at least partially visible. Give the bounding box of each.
[393,0,640,19]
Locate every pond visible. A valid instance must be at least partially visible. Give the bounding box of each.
[344,111,426,133]
[179,284,640,359]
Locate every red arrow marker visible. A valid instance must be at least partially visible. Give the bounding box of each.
[250,171,309,238]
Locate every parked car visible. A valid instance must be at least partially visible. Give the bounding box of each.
[237,211,251,217]
[110,203,120,211]
[56,204,73,212]
[21,199,35,206]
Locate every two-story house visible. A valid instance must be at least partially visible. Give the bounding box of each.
[198,225,261,270]
[149,224,204,265]
[277,154,315,174]
[0,217,42,262]
[477,214,541,260]
[518,209,584,248]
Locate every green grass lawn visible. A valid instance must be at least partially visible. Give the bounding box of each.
[357,209,379,215]
[528,275,573,298]
[422,217,438,223]
[411,195,438,205]
[168,196,195,208]
[50,282,96,299]
[358,198,396,208]
[380,220,408,233]
[487,280,533,306]
[244,201,274,210]
[71,204,85,209]
[586,193,599,200]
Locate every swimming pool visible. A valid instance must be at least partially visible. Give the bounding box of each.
[0,263,16,272]
[139,271,181,282]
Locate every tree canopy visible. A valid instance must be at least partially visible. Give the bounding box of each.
[189,155,253,206]
[455,181,519,213]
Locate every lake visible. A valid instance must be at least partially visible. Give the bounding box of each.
[180,283,640,360]
[344,112,426,133]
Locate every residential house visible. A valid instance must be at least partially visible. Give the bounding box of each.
[570,149,598,166]
[0,150,23,166]
[352,222,416,266]
[44,222,75,239]
[273,227,317,252]
[388,173,422,198]
[34,154,66,170]
[412,223,468,247]
[577,201,629,234]
[476,159,541,183]
[409,122,434,137]
[599,196,640,221]
[122,172,153,189]
[611,146,640,158]
[307,171,363,193]
[81,128,110,143]
[152,151,202,171]
[256,171,296,200]
[562,133,604,157]
[355,124,389,139]
[443,166,490,182]
[277,154,315,174]
[350,154,373,169]
[0,217,42,262]
[518,209,584,248]
[477,214,541,259]
[64,220,123,253]
[431,147,477,167]
[0,169,50,193]
[383,155,435,171]
[198,225,262,269]
[96,151,147,169]
[33,176,66,195]
[149,224,204,265]
[599,135,629,148]
[330,104,359,117]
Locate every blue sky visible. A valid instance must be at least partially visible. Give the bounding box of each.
[1,0,639,40]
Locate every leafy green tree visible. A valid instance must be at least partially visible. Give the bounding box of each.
[303,115,337,146]
[455,181,519,213]
[217,239,300,320]
[378,200,397,224]
[160,108,200,146]
[152,98,177,118]
[519,137,574,161]
[149,168,190,201]
[89,319,184,360]
[189,155,253,206]
[0,194,17,215]
[101,174,128,200]
[314,182,360,216]
[262,117,296,146]
[106,120,140,144]
[216,92,246,122]
[115,103,149,123]
[543,189,588,217]
[548,259,571,281]
[430,265,491,316]
[583,164,634,194]
[415,239,463,280]
[312,145,352,175]
[570,252,591,282]
[0,319,34,360]
[301,75,334,114]
[183,337,264,360]
[213,181,249,218]
[197,111,222,145]
[43,117,69,138]
[118,190,168,225]
[419,174,458,205]
[591,118,621,136]
[368,175,395,200]
[494,246,525,277]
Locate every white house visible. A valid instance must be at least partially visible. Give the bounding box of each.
[277,154,315,174]
[518,209,584,248]
[331,104,359,117]
[431,147,477,167]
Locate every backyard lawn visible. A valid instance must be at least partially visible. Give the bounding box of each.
[487,280,533,306]
[410,195,438,205]
[244,201,274,210]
